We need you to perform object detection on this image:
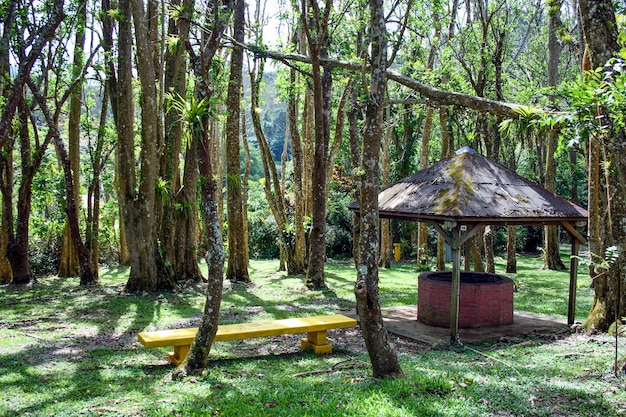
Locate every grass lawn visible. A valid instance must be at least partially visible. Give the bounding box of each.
[1,252,625,416]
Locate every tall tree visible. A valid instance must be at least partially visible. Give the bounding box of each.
[173,0,232,376]
[117,0,169,292]
[27,76,97,285]
[0,0,65,284]
[0,0,15,283]
[543,0,566,271]
[302,0,333,290]
[354,0,403,378]
[249,56,298,273]
[287,17,309,275]
[379,107,393,268]
[225,0,249,283]
[160,0,205,284]
[58,0,87,278]
[578,0,626,332]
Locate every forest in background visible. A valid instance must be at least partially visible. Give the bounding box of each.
[1,0,626,370]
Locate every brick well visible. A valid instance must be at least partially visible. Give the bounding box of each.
[417,271,514,328]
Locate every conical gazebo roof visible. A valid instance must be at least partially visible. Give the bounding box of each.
[350,147,588,225]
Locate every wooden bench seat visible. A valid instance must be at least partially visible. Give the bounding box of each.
[137,313,357,365]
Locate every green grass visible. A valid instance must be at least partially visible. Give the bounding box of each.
[0,253,624,416]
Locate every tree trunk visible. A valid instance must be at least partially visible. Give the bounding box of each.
[379,108,392,268]
[417,107,434,267]
[355,0,403,379]
[437,109,452,271]
[173,0,231,375]
[86,84,112,276]
[484,226,495,273]
[506,226,517,273]
[225,0,249,283]
[248,56,297,274]
[0,9,14,283]
[0,1,63,285]
[25,71,97,285]
[348,81,362,267]
[543,1,566,271]
[471,232,484,272]
[241,107,251,267]
[159,0,203,284]
[579,0,626,332]
[289,66,307,275]
[117,0,165,292]
[303,0,332,290]
[6,103,37,285]
[58,0,86,277]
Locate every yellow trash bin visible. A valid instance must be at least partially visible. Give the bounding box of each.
[393,243,401,262]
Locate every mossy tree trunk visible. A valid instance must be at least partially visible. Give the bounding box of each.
[543,1,566,271]
[303,0,332,290]
[173,0,232,376]
[118,0,169,292]
[579,0,626,332]
[160,0,204,284]
[355,0,403,379]
[288,63,307,275]
[379,107,392,268]
[225,0,249,284]
[0,9,14,283]
[58,0,86,278]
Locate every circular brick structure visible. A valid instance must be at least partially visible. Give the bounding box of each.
[418,271,514,328]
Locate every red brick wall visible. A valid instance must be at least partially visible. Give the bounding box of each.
[418,274,514,328]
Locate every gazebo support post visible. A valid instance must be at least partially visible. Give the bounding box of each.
[561,221,586,326]
[450,226,462,344]
[433,222,485,345]
[568,235,579,325]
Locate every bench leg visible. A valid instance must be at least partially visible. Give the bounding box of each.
[301,330,332,354]
[167,345,190,365]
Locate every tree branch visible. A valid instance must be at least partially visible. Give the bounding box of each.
[247,46,545,118]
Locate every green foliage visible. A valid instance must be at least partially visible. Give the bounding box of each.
[562,62,626,143]
[29,156,66,275]
[325,190,354,259]
[155,177,170,203]
[248,213,280,259]
[247,181,280,259]
[165,34,183,54]
[107,8,124,22]
[165,93,213,136]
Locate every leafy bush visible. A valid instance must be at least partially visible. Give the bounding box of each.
[247,181,280,259]
[29,159,65,275]
[326,190,354,259]
[248,213,280,259]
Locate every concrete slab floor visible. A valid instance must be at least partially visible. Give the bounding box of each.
[346,306,569,345]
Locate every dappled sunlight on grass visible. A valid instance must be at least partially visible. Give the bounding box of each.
[0,253,622,416]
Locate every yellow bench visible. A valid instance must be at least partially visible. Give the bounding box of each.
[137,313,357,365]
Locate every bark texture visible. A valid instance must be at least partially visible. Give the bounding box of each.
[117,0,167,292]
[579,0,626,332]
[543,1,566,271]
[303,0,333,290]
[173,0,232,375]
[58,0,86,277]
[225,0,249,283]
[355,0,403,379]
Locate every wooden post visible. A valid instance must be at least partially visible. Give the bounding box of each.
[450,226,461,344]
[568,236,579,325]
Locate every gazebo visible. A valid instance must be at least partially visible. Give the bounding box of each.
[349,147,588,344]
